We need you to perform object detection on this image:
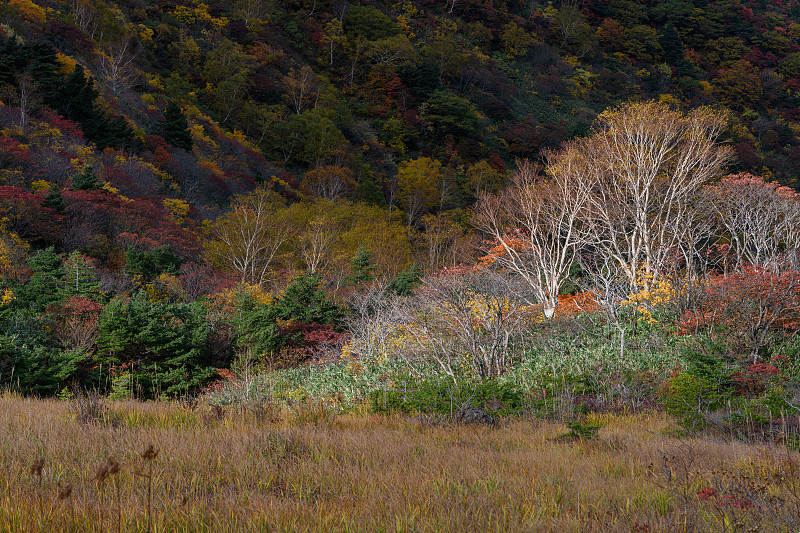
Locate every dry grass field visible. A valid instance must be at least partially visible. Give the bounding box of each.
[1,393,799,532]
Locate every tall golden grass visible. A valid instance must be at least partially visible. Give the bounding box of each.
[0,392,798,531]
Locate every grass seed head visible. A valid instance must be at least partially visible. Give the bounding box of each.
[58,482,73,501]
[30,457,44,478]
[141,444,158,461]
[106,457,121,475]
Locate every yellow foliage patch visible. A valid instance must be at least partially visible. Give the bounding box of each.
[173,3,228,30]
[7,0,46,25]
[138,24,154,42]
[163,198,190,224]
[30,180,50,193]
[623,267,675,323]
[55,53,78,75]
[207,283,273,318]
[0,289,14,306]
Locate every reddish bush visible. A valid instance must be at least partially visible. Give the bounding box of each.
[47,296,103,350]
[680,266,800,362]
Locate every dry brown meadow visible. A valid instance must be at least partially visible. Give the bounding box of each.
[1,393,799,532]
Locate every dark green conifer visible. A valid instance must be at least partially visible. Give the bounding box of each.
[659,23,685,65]
[42,187,66,214]
[60,65,98,124]
[390,263,422,296]
[71,165,99,190]
[271,273,344,325]
[348,246,376,285]
[156,101,193,151]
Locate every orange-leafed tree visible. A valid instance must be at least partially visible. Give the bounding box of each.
[300,165,355,200]
[48,296,103,351]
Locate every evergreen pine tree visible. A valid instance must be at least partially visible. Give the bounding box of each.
[61,251,101,299]
[42,187,66,214]
[20,247,64,309]
[59,65,98,124]
[390,263,422,296]
[72,165,99,190]
[659,23,685,65]
[94,115,135,151]
[125,245,183,280]
[0,36,19,85]
[348,246,376,285]
[271,273,344,325]
[156,101,193,151]
[96,292,214,398]
[354,179,385,205]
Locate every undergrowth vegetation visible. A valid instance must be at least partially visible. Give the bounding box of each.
[205,302,800,449]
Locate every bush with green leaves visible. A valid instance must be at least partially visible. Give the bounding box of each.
[125,245,183,280]
[205,357,410,411]
[508,314,685,381]
[16,246,64,310]
[71,165,100,190]
[0,333,92,396]
[369,374,526,417]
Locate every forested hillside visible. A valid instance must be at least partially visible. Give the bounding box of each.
[2,0,800,399]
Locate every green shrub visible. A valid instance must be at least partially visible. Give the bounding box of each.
[369,376,525,417]
[662,372,727,431]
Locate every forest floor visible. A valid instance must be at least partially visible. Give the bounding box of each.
[1,394,798,532]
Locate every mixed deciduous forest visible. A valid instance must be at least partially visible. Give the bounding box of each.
[4,0,800,528]
[0,0,798,408]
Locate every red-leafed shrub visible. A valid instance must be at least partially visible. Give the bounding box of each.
[39,109,84,141]
[680,266,800,362]
[62,190,200,260]
[277,322,349,365]
[730,355,789,396]
[0,186,64,243]
[47,296,103,350]
[178,262,235,300]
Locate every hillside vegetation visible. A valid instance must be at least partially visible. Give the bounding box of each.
[1,0,800,445]
[5,3,800,530]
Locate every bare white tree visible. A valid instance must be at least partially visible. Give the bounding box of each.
[345,279,404,362]
[233,0,271,27]
[72,0,97,37]
[585,102,733,289]
[474,156,592,318]
[709,173,800,271]
[577,254,633,360]
[203,188,295,286]
[300,166,355,200]
[397,270,533,380]
[664,191,717,315]
[283,65,318,115]
[297,215,342,275]
[2,73,38,131]
[97,40,139,96]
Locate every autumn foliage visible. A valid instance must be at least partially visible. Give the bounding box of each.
[680,266,800,362]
